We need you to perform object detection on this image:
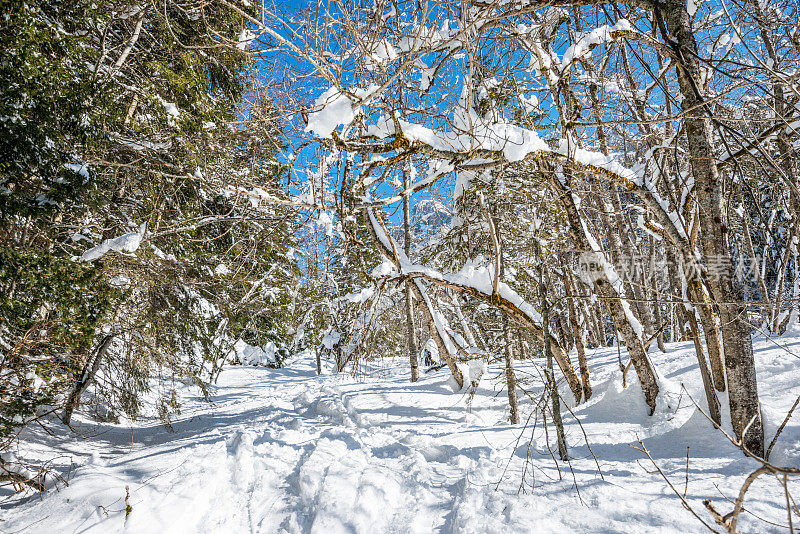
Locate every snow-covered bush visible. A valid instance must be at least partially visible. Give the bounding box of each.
[226,340,292,368]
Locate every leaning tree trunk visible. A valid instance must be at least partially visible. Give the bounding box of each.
[410,280,464,388]
[687,307,722,425]
[364,207,464,388]
[62,334,115,425]
[662,0,764,454]
[555,171,660,414]
[686,278,726,391]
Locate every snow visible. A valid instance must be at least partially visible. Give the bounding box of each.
[228,339,279,366]
[110,133,172,152]
[162,101,180,121]
[561,20,633,66]
[305,85,379,138]
[556,138,636,181]
[77,223,146,262]
[305,87,354,138]
[418,64,435,91]
[389,115,548,163]
[316,210,336,237]
[396,21,464,54]
[519,93,539,113]
[322,331,342,349]
[0,451,38,485]
[64,163,90,180]
[237,27,256,50]
[365,39,398,69]
[3,335,799,533]
[344,287,375,304]
[348,103,549,168]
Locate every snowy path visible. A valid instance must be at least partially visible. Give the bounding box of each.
[2,336,799,533]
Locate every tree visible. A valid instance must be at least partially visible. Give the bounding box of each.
[252,0,800,456]
[0,0,301,435]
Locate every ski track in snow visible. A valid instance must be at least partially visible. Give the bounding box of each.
[2,335,800,533]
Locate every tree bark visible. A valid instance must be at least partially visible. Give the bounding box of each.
[563,269,592,401]
[502,316,520,424]
[62,334,115,425]
[539,243,568,460]
[771,227,796,333]
[403,168,419,382]
[555,172,659,413]
[586,300,605,348]
[661,0,764,454]
[648,236,667,352]
[687,307,721,425]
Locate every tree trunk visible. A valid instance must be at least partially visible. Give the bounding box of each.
[665,248,689,341]
[502,316,520,424]
[771,227,796,332]
[598,280,659,414]
[410,280,463,388]
[586,301,605,348]
[539,253,568,460]
[687,279,726,391]
[403,168,419,382]
[555,173,659,413]
[743,211,771,316]
[661,0,764,454]
[406,286,420,382]
[687,307,721,425]
[648,236,667,352]
[62,334,115,425]
[564,270,591,401]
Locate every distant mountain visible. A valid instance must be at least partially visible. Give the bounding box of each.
[410,199,452,238]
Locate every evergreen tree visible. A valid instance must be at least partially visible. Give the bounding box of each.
[0,0,300,438]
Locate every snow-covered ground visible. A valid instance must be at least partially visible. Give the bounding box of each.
[2,334,799,533]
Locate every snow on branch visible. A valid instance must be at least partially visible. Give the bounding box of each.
[77,223,146,262]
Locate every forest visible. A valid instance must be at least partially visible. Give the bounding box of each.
[1,0,799,532]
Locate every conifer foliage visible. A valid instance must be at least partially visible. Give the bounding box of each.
[0,0,298,440]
